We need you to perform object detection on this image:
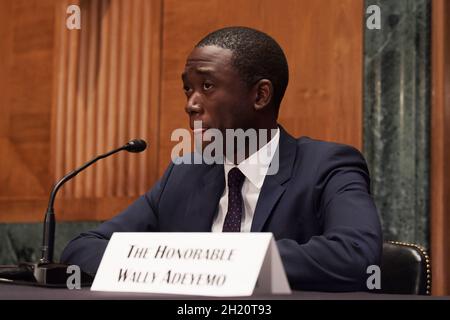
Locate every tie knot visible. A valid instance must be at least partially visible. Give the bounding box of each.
[227,167,245,188]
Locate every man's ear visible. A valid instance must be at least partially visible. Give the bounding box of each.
[253,79,273,111]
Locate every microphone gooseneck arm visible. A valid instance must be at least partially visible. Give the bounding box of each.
[40,140,146,264]
[47,146,126,212]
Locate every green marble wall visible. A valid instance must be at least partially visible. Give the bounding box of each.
[364,0,430,247]
[0,222,99,264]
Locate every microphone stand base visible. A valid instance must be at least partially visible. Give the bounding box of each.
[0,263,93,287]
[34,262,94,287]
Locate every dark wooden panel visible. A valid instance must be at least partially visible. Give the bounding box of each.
[159,0,363,174]
[431,0,450,296]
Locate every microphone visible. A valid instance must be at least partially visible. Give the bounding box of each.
[123,139,147,153]
[40,138,147,264]
[0,139,147,286]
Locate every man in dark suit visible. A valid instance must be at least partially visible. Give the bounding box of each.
[61,26,382,292]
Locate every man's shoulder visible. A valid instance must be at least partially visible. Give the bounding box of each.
[282,134,370,188]
[292,135,362,157]
[284,133,367,174]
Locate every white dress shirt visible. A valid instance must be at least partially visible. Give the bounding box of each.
[211,128,281,232]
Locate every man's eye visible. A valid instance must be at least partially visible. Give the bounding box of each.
[203,82,213,90]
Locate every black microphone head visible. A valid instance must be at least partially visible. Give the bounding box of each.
[124,139,147,153]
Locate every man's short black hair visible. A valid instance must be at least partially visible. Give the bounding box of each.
[196,26,289,113]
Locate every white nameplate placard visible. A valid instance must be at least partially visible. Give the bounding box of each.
[91,232,291,297]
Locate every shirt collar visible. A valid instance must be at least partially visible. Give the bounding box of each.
[224,128,280,189]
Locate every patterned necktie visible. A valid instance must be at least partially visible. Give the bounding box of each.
[222,167,246,232]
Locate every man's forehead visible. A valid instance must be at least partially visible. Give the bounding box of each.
[184,45,234,68]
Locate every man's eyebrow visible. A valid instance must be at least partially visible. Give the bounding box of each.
[181,67,217,81]
[195,67,215,74]
[182,66,216,78]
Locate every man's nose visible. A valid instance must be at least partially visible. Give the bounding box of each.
[184,93,202,115]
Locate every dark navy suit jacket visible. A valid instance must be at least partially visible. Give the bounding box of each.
[61,127,382,291]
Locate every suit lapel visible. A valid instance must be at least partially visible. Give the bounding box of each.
[251,127,297,232]
[184,164,225,231]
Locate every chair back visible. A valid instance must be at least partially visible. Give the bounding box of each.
[380,241,431,295]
